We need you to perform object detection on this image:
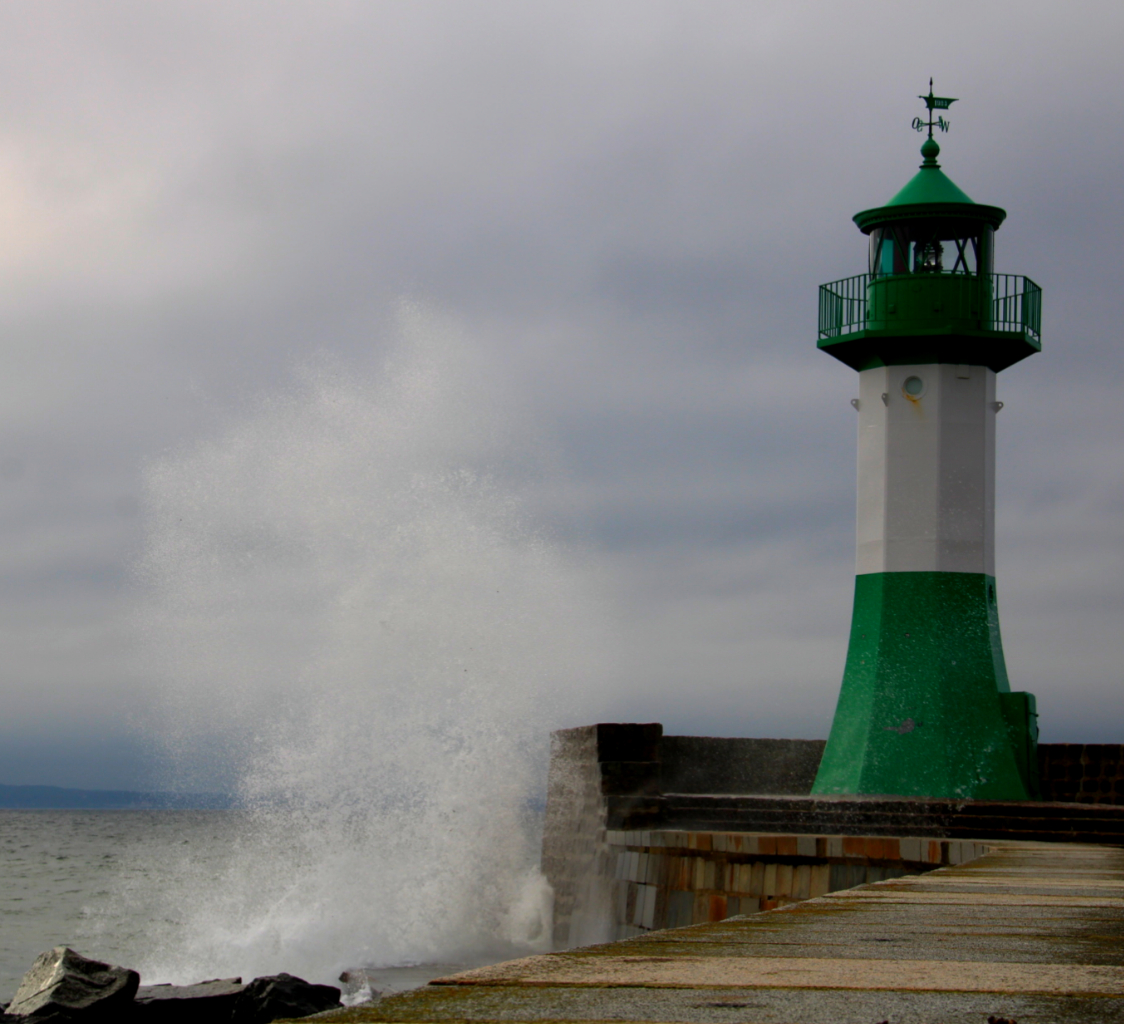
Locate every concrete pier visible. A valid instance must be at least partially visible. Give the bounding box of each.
[317,840,1124,1023]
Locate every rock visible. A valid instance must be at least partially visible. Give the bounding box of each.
[133,977,245,1022]
[232,974,342,1024]
[7,947,139,1020]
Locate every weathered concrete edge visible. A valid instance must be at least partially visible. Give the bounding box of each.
[291,841,1124,1024]
[308,844,1000,1022]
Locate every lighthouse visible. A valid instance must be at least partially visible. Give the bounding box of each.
[812,85,1042,800]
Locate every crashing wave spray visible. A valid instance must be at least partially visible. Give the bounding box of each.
[128,305,607,986]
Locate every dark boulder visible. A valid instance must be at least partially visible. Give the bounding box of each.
[232,974,342,1024]
[7,947,139,1020]
[133,977,245,1022]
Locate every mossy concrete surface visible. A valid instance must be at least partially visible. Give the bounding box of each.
[301,842,1124,1023]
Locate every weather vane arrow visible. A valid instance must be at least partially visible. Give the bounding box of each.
[912,77,957,137]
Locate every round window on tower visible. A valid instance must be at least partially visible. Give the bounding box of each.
[902,375,925,399]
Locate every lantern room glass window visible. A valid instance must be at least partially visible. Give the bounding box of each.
[868,224,993,278]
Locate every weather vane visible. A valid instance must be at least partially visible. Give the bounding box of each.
[912,78,957,138]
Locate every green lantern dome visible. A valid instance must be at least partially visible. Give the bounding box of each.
[853,137,1006,235]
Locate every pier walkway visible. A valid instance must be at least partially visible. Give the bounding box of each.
[317,841,1124,1023]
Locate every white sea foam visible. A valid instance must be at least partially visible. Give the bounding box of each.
[128,304,606,986]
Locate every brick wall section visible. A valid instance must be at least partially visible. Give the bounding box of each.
[1038,744,1124,804]
[604,829,986,940]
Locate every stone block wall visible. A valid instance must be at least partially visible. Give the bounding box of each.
[540,723,1124,949]
[1038,744,1124,804]
[540,723,661,948]
[659,736,826,795]
[604,829,987,941]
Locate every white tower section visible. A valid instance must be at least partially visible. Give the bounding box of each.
[855,362,997,577]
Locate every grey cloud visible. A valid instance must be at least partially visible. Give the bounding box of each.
[0,0,1120,787]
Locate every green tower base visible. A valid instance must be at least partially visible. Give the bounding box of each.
[812,572,1037,800]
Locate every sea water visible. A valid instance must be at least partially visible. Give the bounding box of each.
[0,808,538,1003]
[0,811,235,1000]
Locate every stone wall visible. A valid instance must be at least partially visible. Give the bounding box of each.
[659,736,1124,806]
[541,723,1124,809]
[1038,744,1124,804]
[659,736,825,795]
[540,723,1124,948]
[540,724,660,948]
[605,829,986,941]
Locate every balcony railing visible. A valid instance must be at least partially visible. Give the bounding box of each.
[818,273,1042,344]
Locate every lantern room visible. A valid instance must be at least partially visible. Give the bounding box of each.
[818,132,1040,374]
[861,136,1003,279]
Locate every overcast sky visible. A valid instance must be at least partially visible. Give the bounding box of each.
[0,0,1121,791]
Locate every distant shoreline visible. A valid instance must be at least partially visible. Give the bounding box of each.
[0,783,235,810]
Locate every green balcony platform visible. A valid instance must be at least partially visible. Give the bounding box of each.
[818,271,1041,372]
